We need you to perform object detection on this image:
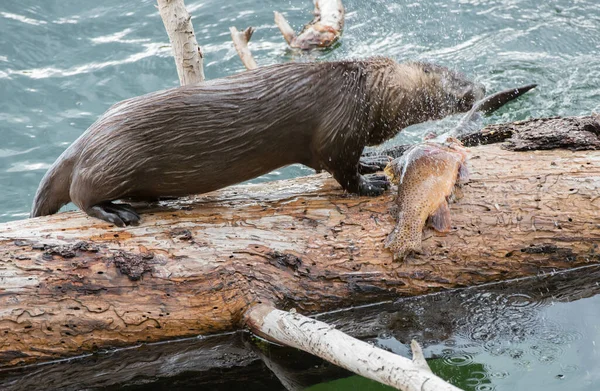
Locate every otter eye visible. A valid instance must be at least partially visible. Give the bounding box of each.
[423,68,430,74]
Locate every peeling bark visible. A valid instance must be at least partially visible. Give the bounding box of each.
[1,116,600,368]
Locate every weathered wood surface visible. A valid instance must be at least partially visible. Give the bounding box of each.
[230,26,258,70]
[2,264,598,391]
[1,116,600,368]
[460,114,600,150]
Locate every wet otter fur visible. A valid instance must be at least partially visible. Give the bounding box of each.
[31,57,485,226]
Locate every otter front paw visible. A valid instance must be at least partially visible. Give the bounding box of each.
[358,174,390,196]
[358,155,390,174]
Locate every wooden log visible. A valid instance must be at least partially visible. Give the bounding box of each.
[157,0,204,84]
[1,116,600,368]
[2,264,598,391]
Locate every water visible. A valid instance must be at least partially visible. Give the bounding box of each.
[0,0,599,389]
[1,0,599,222]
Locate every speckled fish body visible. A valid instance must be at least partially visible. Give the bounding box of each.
[384,140,468,260]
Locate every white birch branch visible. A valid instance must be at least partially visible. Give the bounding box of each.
[230,26,258,70]
[245,305,463,391]
[157,0,205,85]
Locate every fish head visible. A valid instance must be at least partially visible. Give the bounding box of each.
[409,62,486,119]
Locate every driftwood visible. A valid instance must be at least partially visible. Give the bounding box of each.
[274,0,345,50]
[246,305,461,391]
[2,263,598,391]
[230,0,347,70]
[1,115,600,370]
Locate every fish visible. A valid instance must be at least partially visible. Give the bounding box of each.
[274,0,344,50]
[383,83,537,260]
[384,139,469,260]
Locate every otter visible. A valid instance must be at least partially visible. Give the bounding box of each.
[31,57,485,226]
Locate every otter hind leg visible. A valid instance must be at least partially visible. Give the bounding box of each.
[87,202,141,227]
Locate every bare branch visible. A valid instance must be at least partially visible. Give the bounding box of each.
[230,26,258,70]
[245,304,463,391]
[157,0,204,85]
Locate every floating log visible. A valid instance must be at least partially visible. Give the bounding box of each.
[2,263,598,391]
[1,115,599,369]
[274,0,345,50]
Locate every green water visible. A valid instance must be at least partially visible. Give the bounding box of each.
[0,0,599,390]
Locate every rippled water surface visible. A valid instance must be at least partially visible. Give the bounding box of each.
[307,265,600,391]
[0,1,599,390]
[1,0,599,221]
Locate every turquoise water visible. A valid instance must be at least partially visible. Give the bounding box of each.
[1,0,599,221]
[0,0,599,389]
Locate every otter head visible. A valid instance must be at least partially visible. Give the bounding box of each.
[365,60,485,146]
[409,62,486,119]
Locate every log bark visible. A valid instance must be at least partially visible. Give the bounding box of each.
[157,0,204,84]
[1,116,600,369]
[2,264,598,391]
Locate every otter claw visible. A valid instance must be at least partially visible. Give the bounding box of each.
[88,202,141,227]
[358,155,390,174]
[358,174,390,196]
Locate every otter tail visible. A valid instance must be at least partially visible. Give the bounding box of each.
[30,155,75,218]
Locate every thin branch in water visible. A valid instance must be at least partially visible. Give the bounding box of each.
[230,26,258,70]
